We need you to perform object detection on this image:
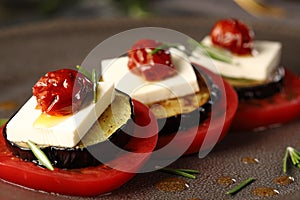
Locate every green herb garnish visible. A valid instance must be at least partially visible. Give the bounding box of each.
[27,140,54,171]
[189,39,232,63]
[157,166,199,179]
[150,43,181,55]
[0,118,8,126]
[226,177,255,195]
[91,69,98,103]
[76,65,98,103]
[76,65,92,80]
[283,146,300,173]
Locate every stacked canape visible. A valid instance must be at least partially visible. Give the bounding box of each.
[102,39,238,155]
[191,18,300,131]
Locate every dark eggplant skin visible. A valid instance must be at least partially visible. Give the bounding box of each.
[156,102,211,135]
[230,67,285,100]
[3,90,135,169]
[154,66,220,136]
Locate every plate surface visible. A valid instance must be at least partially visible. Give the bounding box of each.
[0,17,299,199]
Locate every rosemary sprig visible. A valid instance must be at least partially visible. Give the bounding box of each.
[174,168,200,174]
[283,146,300,173]
[0,118,8,126]
[189,39,232,63]
[76,65,92,80]
[27,140,54,171]
[226,177,255,195]
[156,166,199,179]
[150,43,181,55]
[283,148,289,174]
[76,65,98,103]
[91,69,98,103]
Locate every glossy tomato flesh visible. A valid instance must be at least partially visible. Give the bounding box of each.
[32,69,93,116]
[231,69,300,131]
[0,100,158,196]
[155,65,238,156]
[210,18,254,55]
[127,39,176,81]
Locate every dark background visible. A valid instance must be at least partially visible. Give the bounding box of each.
[1,0,300,28]
[0,1,300,200]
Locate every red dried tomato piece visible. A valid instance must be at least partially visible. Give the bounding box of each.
[210,18,254,55]
[127,39,176,81]
[32,69,93,116]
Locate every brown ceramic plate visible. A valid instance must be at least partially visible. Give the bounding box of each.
[0,18,299,199]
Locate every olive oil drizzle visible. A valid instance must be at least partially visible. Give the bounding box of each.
[155,177,189,192]
[33,113,70,128]
[252,187,279,197]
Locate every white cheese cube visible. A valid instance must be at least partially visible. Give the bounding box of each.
[6,82,115,147]
[101,48,199,104]
[190,36,281,81]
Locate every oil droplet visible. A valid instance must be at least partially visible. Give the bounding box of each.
[217,176,236,187]
[252,187,279,197]
[273,175,294,185]
[0,101,18,110]
[155,178,189,192]
[241,157,259,164]
[33,113,70,128]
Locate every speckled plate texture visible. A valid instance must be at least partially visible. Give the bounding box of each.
[0,17,299,200]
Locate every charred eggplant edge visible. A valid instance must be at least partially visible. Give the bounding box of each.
[156,66,220,135]
[228,67,285,100]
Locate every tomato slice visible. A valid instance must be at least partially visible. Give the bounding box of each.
[155,65,238,156]
[0,100,158,196]
[231,69,300,131]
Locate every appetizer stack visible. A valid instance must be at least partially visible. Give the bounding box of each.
[102,39,210,135]
[0,68,158,196]
[5,68,134,168]
[101,38,237,155]
[191,18,300,131]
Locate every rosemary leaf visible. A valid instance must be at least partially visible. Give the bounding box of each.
[159,168,196,179]
[288,147,299,165]
[76,65,92,80]
[175,168,200,174]
[283,148,289,173]
[150,43,180,55]
[226,177,255,195]
[283,146,300,173]
[293,151,300,160]
[91,69,98,103]
[157,166,199,179]
[27,140,54,171]
[76,65,98,103]
[189,39,232,63]
[199,43,232,63]
[0,118,8,127]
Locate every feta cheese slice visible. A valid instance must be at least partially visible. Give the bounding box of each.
[101,48,199,104]
[190,36,282,81]
[6,82,115,147]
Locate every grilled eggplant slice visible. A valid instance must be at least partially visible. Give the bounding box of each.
[3,90,134,169]
[226,67,285,100]
[148,67,219,135]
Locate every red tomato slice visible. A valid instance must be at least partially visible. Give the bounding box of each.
[155,65,238,156]
[231,69,300,131]
[0,100,158,197]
